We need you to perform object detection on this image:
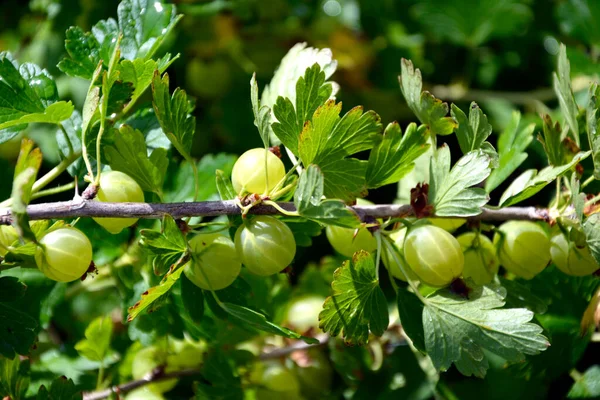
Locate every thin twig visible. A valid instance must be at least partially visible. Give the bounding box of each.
[259,334,329,360]
[0,200,550,225]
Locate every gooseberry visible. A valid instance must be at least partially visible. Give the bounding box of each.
[0,225,18,256]
[286,296,325,333]
[428,217,466,233]
[184,233,241,290]
[231,148,285,195]
[131,346,177,394]
[457,232,499,285]
[403,225,464,287]
[494,221,551,280]
[326,225,376,258]
[93,171,144,234]
[35,227,93,282]
[235,216,296,276]
[550,233,599,276]
[259,362,301,393]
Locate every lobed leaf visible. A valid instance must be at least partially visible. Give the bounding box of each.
[423,285,549,378]
[428,146,492,216]
[104,124,168,196]
[0,356,29,400]
[250,73,271,148]
[74,316,113,362]
[584,213,600,265]
[553,43,579,146]
[139,215,188,276]
[586,83,600,180]
[451,102,494,155]
[319,251,389,345]
[366,122,430,188]
[499,151,591,207]
[485,111,534,192]
[0,303,38,359]
[36,376,81,400]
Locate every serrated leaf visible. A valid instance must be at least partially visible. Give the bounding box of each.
[294,164,361,228]
[139,215,188,276]
[319,251,389,345]
[0,54,72,143]
[220,302,318,344]
[152,72,195,157]
[0,356,29,400]
[272,63,334,154]
[0,277,26,303]
[250,73,271,148]
[451,102,493,154]
[429,146,491,216]
[553,43,579,146]
[568,365,600,398]
[399,59,456,136]
[36,376,81,400]
[74,316,113,362]
[55,111,88,178]
[539,114,566,166]
[0,303,38,358]
[117,0,181,61]
[586,83,600,180]
[396,286,426,352]
[486,111,534,192]
[11,139,42,242]
[499,151,591,207]
[366,122,430,188]
[423,285,549,378]
[104,124,168,195]
[584,213,600,265]
[127,263,186,322]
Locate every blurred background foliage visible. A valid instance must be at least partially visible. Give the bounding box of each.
[2,0,600,398]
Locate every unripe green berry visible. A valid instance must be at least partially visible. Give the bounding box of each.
[494,221,551,279]
[93,171,144,234]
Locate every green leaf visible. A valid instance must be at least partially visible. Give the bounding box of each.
[272,63,334,154]
[36,376,81,400]
[152,72,196,157]
[104,124,168,195]
[568,365,600,398]
[584,213,600,265]
[366,122,430,188]
[539,114,566,166]
[139,215,188,276]
[319,251,389,345]
[0,356,29,400]
[165,153,236,202]
[0,277,26,302]
[216,169,237,201]
[11,139,42,242]
[0,54,73,143]
[553,43,580,146]
[396,286,426,352]
[451,102,493,154]
[57,26,102,79]
[485,111,535,192]
[196,351,243,400]
[294,164,361,228]
[119,55,177,107]
[74,316,113,362]
[0,302,38,358]
[127,263,186,322]
[55,111,87,178]
[499,151,591,207]
[586,83,600,180]
[429,146,491,216]
[220,302,318,344]
[423,285,549,378]
[399,59,457,136]
[284,218,322,247]
[180,274,204,323]
[117,0,181,60]
[250,73,271,148]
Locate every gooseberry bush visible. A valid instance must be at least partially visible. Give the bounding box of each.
[1,1,600,399]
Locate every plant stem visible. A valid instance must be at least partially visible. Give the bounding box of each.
[31,182,76,200]
[585,193,600,208]
[0,201,551,225]
[582,175,596,190]
[96,363,104,390]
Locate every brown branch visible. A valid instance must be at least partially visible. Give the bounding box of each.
[0,199,549,225]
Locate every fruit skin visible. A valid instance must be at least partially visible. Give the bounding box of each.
[428,218,466,233]
[36,227,93,282]
[326,225,376,258]
[0,225,18,256]
[551,233,600,276]
[184,233,241,290]
[403,225,464,287]
[231,148,285,195]
[251,362,303,399]
[131,346,177,394]
[457,232,499,285]
[381,228,418,281]
[235,216,296,276]
[494,221,551,280]
[93,171,144,234]
[286,296,325,333]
